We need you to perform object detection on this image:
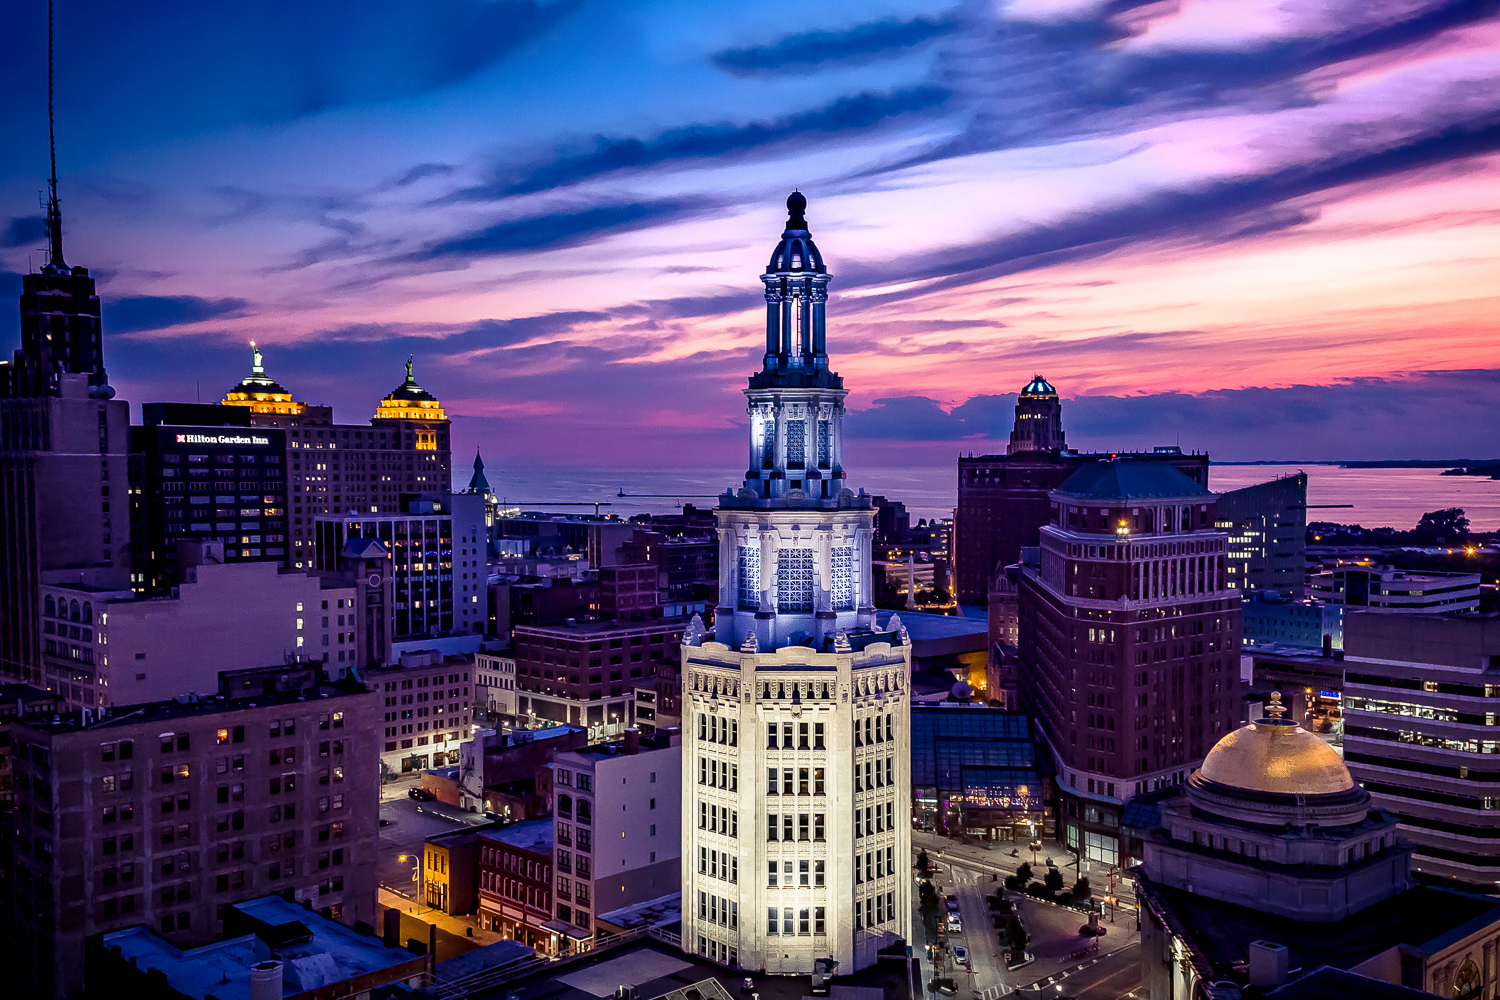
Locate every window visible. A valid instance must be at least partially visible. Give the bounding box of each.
[768,908,778,935]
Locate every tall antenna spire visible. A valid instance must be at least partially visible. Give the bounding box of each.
[46,0,65,269]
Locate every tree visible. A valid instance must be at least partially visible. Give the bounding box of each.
[1417,508,1470,540]
[920,880,940,915]
[1044,868,1065,893]
[1073,876,1092,900]
[916,849,931,876]
[1015,861,1032,883]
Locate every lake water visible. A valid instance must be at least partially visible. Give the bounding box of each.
[481,462,1500,531]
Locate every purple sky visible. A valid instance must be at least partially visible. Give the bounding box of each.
[3,0,1499,478]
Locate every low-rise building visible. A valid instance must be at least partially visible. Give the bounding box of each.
[911,705,1048,841]
[10,664,379,999]
[1241,590,1343,651]
[549,731,681,947]
[368,649,475,779]
[478,818,556,949]
[423,824,495,916]
[512,618,686,738]
[1247,644,1345,749]
[456,725,588,816]
[40,544,360,710]
[1308,561,1480,613]
[88,895,428,1000]
[0,684,61,805]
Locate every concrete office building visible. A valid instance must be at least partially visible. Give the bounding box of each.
[9,663,379,998]
[1018,459,1240,868]
[314,492,487,641]
[511,618,686,738]
[219,347,452,568]
[1241,590,1343,651]
[1343,611,1500,890]
[478,819,557,948]
[0,684,61,805]
[40,545,361,710]
[128,403,288,593]
[954,378,1210,604]
[1216,472,1307,597]
[1308,562,1481,614]
[549,732,681,948]
[680,194,912,976]
[368,649,474,778]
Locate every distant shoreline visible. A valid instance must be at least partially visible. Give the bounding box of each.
[1211,460,1500,468]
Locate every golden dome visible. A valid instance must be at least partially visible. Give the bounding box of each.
[1197,693,1354,797]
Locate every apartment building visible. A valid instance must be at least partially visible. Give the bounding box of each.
[548,732,681,948]
[9,664,379,998]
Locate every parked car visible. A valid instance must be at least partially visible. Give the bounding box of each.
[929,978,958,996]
[953,945,969,966]
[946,915,963,934]
[946,898,961,913]
[408,788,432,801]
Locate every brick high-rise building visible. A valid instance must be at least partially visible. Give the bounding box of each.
[954,379,1210,604]
[1017,459,1240,869]
[9,664,379,998]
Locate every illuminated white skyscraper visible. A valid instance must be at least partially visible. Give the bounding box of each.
[680,193,912,975]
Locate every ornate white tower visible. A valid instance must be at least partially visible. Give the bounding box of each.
[682,193,912,976]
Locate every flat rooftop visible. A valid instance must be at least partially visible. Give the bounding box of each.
[479,817,555,854]
[1140,880,1500,984]
[516,616,693,638]
[16,680,370,734]
[101,895,418,1000]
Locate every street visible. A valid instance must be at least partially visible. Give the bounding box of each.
[915,837,1141,1000]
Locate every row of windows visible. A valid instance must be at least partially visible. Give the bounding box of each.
[766,813,825,842]
[699,891,738,929]
[700,758,737,790]
[855,802,896,838]
[768,722,825,750]
[698,802,738,837]
[768,767,824,795]
[767,906,826,935]
[768,858,824,886]
[698,847,737,883]
[698,714,738,745]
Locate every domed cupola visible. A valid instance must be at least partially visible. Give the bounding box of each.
[1021,375,1057,397]
[222,343,306,416]
[766,191,826,275]
[373,355,447,421]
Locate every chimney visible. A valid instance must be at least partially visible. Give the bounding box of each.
[382,907,401,948]
[624,728,640,755]
[1248,941,1289,989]
[1322,633,1333,658]
[250,961,283,1000]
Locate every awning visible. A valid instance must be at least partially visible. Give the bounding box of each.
[540,919,592,940]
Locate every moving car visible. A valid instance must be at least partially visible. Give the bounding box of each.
[929,978,958,996]
[408,788,432,801]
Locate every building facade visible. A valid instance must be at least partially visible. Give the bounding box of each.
[128,404,288,593]
[314,492,487,640]
[511,618,685,737]
[550,735,680,948]
[9,665,379,998]
[680,194,912,976]
[955,408,1210,606]
[1018,459,1241,868]
[368,650,475,777]
[1216,472,1307,597]
[1241,590,1343,651]
[475,651,519,728]
[1308,562,1481,614]
[478,819,555,948]
[219,348,453,569]
[41,549,359,710]
[1343,610,1500,890]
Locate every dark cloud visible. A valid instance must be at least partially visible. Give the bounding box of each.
[845,371,1500,463]
[457,86,951,199]
[104,295,250,334]
[393,163,455,187]
[402,198,703,262]
[711,16,958,76]
[2,216,46,249]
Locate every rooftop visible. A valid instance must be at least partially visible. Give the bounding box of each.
[515,616,693,638]
[16,678,370,734]
[596,891,681,932]
[479,817,555,854]
[99,895,418,1000]
[1139,881,1500,986]
[1054,458,1213,501]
